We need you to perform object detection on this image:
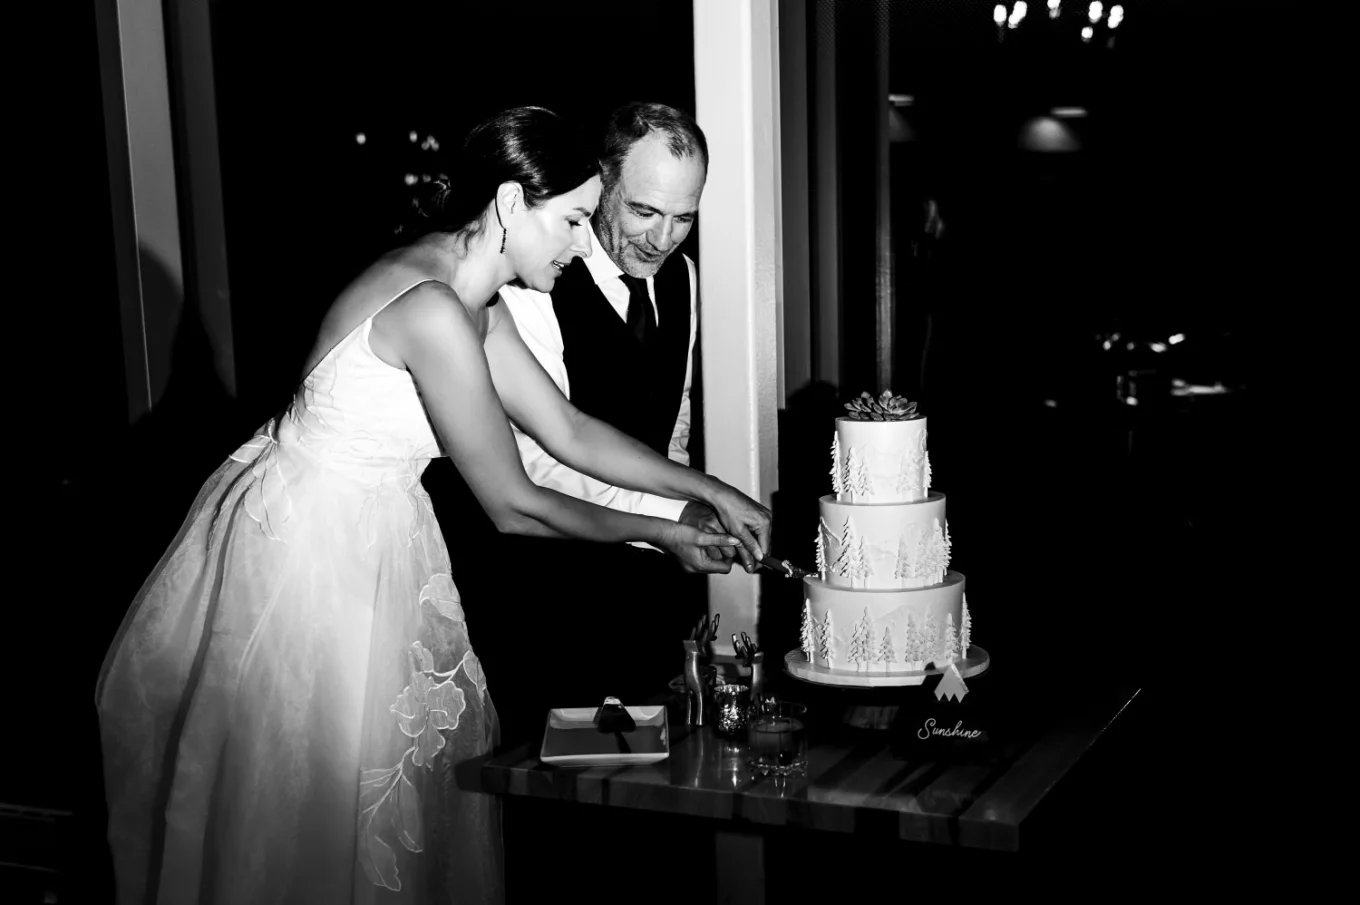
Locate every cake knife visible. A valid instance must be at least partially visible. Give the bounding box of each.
[757,554,815,580]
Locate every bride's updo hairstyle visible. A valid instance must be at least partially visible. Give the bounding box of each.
[398,106,599,249]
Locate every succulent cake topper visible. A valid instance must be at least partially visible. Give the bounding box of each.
[844,390,921,422]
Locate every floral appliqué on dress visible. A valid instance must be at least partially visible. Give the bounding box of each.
[358,635,487,891]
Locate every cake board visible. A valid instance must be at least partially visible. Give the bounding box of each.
[784,645,990,689]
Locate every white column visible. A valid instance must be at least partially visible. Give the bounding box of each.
[694,0,783,651]
[95,0,233,423]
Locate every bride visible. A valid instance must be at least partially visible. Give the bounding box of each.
[97,106,771,904]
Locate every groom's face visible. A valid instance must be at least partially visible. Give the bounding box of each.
[595,132,706,280]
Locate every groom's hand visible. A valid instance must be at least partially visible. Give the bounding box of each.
[679,501,737,566]
[705,486,772,573]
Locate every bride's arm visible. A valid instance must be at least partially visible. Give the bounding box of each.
[389,284,737,566]
[483,301,771,565]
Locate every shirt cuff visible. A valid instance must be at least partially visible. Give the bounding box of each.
[635,494,689,523]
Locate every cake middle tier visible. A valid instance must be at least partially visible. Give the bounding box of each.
[816,492,950,589]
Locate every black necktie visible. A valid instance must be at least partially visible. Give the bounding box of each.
[620,273,656,347]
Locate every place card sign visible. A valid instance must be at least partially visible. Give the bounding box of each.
[890,673,999,759]
[891,710,995,760]
[917,716,988,744]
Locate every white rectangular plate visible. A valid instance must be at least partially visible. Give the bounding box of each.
[539,706,670,767]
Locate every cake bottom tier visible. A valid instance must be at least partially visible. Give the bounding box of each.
[801,571,966,673]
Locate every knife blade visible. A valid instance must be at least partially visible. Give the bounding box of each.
[757,554,814,579]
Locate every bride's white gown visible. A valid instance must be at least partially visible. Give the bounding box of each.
[97,282,502,904]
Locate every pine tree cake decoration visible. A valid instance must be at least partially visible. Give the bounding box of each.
[877,625,894,672]
[842,447,860,500]
[813,612,825,665]
[800,601,815,662]
[927,519,948,583]
[818,612,835,667]
[893,535,911,585]
[960,595,972,656]
[851,535,872,588]
[849,608,873,672]
[830,434,844,494]
[853,451,874,498]
[833,518,855,580]
[943,612,959,664]
[923,449,932,492]
[846,609,863,670]
[923,613,938,666]
[904,613,924,671]
[914,531,930,581]
[814,527,828,577]
[843,390,921,422]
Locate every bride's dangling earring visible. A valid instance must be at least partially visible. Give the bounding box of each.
[496,198,507,254]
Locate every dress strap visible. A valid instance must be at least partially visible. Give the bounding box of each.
[371,279,443,320]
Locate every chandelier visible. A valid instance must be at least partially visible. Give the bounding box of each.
[993,1,1127,47]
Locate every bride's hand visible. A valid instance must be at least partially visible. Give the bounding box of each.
[679,501,738,565]
[657,523,741,574]
[704,483,772,573]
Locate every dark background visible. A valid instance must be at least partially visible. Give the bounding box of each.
[763,0,1290,879]
[9,0,1304,899]
[209,0,700,424]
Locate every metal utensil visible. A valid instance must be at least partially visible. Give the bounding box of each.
[757,555,815,579]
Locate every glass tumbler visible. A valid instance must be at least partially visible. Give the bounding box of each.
[746,702,808,776]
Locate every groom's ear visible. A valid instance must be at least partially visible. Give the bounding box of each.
[496,181,525,216]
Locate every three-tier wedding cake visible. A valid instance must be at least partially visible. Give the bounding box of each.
[795,392,976,685]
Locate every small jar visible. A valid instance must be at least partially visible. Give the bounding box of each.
[712,684,751,737]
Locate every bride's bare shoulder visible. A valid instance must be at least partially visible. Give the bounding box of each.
[375,279,487,371]
[305,259,460,372]
[383,281,479,346]
[390,278,464,318]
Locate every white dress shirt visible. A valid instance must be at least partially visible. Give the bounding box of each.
[499,231,699,528]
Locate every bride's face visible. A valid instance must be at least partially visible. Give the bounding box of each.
[511,176,601,292]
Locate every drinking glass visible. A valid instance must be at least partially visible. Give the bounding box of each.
[746,702,808,776]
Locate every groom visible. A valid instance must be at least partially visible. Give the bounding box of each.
[485,101,734,744]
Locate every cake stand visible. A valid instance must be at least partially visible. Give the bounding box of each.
[783,645,990,688]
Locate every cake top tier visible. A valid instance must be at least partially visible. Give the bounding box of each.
[831,409,931,504]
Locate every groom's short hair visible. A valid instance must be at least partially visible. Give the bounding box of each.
[598,102,708,194]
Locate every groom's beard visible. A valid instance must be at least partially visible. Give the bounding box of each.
[593,192,664,280]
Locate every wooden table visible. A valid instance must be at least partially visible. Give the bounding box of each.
[465,668,1143,901]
